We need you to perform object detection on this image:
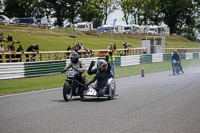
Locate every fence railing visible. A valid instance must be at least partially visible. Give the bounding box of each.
[1,48,200,63]
[0,48,146,63]
[165,48,200,54]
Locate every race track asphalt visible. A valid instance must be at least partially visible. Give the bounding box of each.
[0,66,200,133]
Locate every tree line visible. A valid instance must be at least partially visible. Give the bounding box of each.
[0,0,200,41]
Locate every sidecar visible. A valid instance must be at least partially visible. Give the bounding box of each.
[83,78,118,100]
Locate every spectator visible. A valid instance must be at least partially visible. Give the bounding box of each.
[66,44,72,58]
[126,45,131,56]
[74,43,80,53]
[32,44,39,61]
[0,33,6,42]
[83,48,89,58]
[0,43,4,52]
[107,43,112,49]
[124,42,128,56]
[6,34,20,43]
[113,44,117,50]
[16,44,24,61]
[122,40,125,46]
[26,44,35,62]
[5,45,12,62]
[0,43,4,63]
[80,42,83,50]
[10,42,17,62]
[107,46,116,76]
[89,50,93,57]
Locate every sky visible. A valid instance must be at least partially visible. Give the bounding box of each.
[106,9,126,26]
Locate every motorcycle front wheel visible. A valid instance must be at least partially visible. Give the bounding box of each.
[63,82,72,101]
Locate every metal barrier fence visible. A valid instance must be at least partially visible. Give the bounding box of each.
[0,48,145,63]
[165,48,200,53]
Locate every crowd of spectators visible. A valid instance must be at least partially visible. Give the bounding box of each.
[0,32,137,63]
[66,42,93,58]
[0,32,39,62]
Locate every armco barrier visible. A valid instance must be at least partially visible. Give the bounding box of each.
[140,54,152,64]
[0,62,25,80]
[193,53,199,59]
[24,60,66,78]
[80,57,99,69]
[163,53,171,61]
[185,53,193,59]
[180,53,186,59]
[152,53,163,63]
[121,55,140,66]
[0,53,199,80]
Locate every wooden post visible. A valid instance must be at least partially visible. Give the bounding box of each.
[40,53,42,61]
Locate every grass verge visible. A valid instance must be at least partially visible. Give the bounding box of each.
[0,59,200,95]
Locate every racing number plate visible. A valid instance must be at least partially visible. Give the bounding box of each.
[67,70,75,77]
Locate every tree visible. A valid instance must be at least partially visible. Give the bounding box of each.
[67,0,82,24]
[120,0,133,24]
[79,0,118,27]
[4,0,38,18]
[101,0,118,25]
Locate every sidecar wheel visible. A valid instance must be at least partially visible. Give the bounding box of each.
[108,79,116,100]
[63,82,72,102]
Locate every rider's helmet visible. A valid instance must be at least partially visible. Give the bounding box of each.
[70,52,79,64]
[173,50,177,55]
[97,60,108,72]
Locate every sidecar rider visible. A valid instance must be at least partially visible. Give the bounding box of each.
[87,55,113,78]
[62,52,87,84]
[86,60,111,96]
[171,50,184,73]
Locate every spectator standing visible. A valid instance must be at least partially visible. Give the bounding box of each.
[122,40,125,46]
[16,44,24,61]
[26,44,35,62]
[66,44,72,59]
[113,44,116,50]
[107,46,116,76]
[0,43,4,63]
[33,44,39,61]
[5,45,11,62]
[124,42,128,56]
[10,42,17,62]
[80,43,83,50]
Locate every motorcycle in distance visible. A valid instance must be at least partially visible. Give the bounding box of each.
[172,59,181,75]
[63,68,118,102]
[63,68,87,101]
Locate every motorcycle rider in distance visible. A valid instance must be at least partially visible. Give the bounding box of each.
[171,50,184,74]
[61,52,87,84]
[86,60,111,96]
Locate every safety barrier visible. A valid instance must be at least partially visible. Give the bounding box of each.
[24,60,66,78]
[0,52,199,80]
[163,53,171,61]
[0,62,25,80]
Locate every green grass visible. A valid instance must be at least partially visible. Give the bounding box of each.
[1,25,200,52]
[0,59,200,95]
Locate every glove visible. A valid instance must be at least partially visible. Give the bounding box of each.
[89,61,95,68]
